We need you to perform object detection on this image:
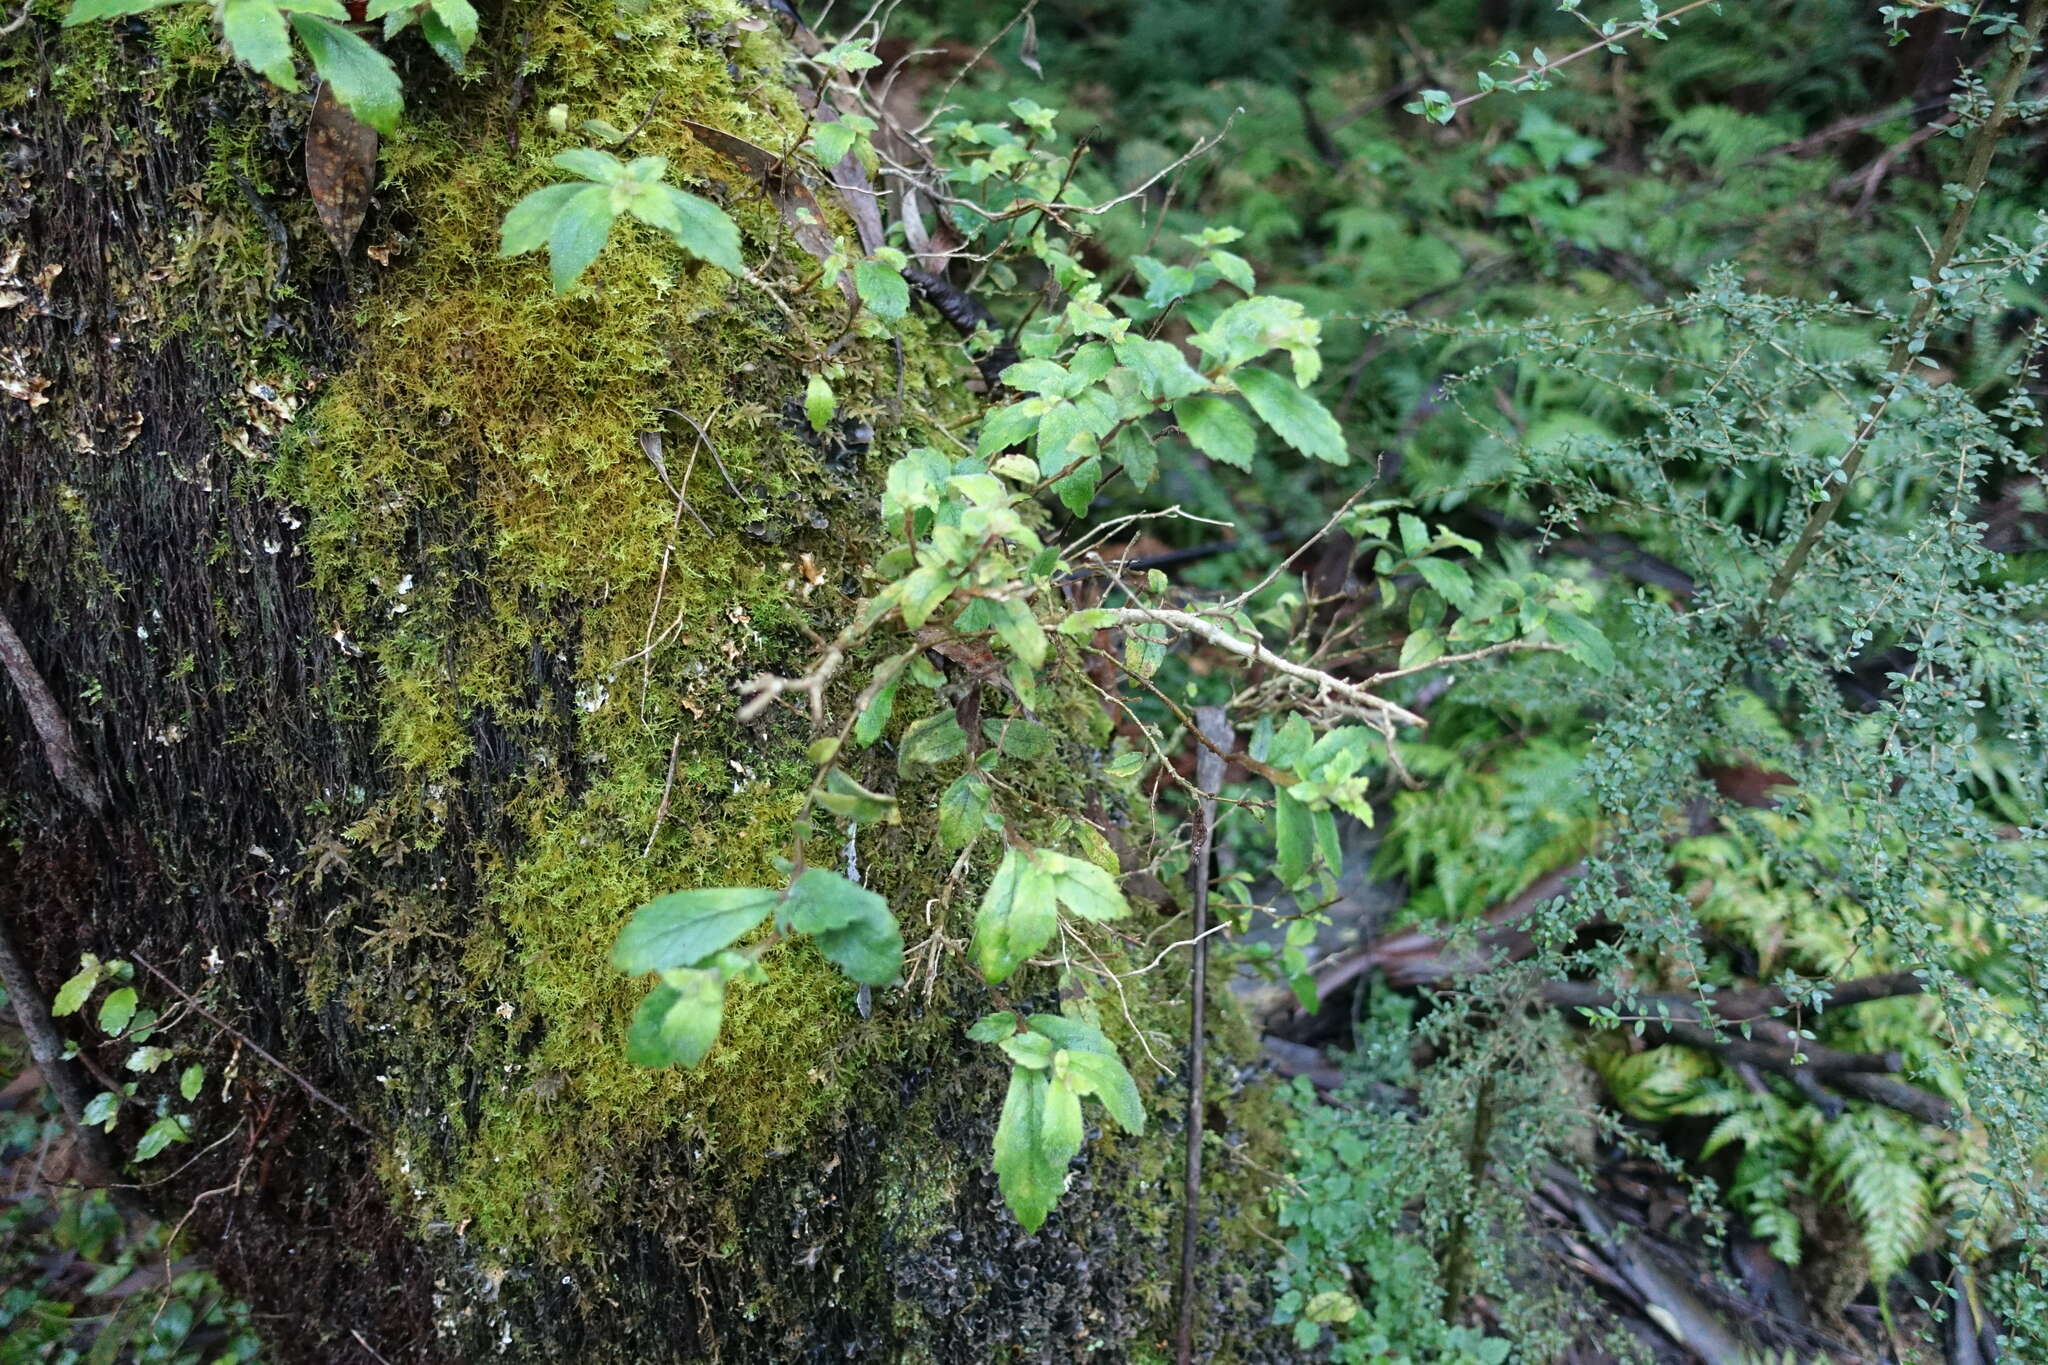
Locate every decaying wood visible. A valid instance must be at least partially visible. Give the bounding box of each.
[0,603,103,813]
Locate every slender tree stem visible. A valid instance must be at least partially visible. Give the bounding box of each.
[0,918,121,1181]
[1753,0,2048,623]
[1174,707,1231,1365]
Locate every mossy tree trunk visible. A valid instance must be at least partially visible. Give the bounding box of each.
[1,4,1281,1361]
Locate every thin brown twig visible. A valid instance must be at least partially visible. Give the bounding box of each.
[1175,706,1230,1365]
[130,955,370,1134]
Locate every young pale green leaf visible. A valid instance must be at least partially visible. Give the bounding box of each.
[853,671,901,747]
[898,712,967,774]
[426,0,476,50]
[52,957,103,1017]
[896,564,955,629]
[179,1064,206,1102]
[1052,457,1101,517]
[639,185,745,275]
[97,986,137,1036]
[1234,366,1348,464]
[1055,1047,1145,1134]
[810,121,857,165]
[289,14,403,135]
[805,374,836,433]
[499,183,584,258]
[784,868,903,985]
[417,7,465,66]
[221,0,296,89]
[854,259,909,320]
[125,1046,173,1074]
[1058,608,1121,636]
[939,770,993,849]
[552,147,627,184]
[992,1067,1065,1232]
[1398,626,1444,670]
[1000,358,1075,397]
[1025,1012,1115,1056]
[544,183,616,292]
[1174,394,1256,470]
[1042,1072,1084,1154]
[612,887,778,974]
[135,1114,191,1162]
[972,847,1057,984]
[625,969,726,1068]
[62,0,181,21]
[967,1010,1018,1043]
[1038,850,1128,922]
[999,1029,1057,1069]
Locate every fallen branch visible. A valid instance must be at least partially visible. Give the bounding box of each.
[0,604,104,813]
[0,918,120,1181]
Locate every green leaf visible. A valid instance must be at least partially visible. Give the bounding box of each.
[898,712,967,774]
[417,6,465,67]
[134,1114,191,1162]
[1038,850,1128,922]
[1234,367,1348,464]
[289,14,403,135]
[1055,1047,1144,1133]
[1538,609,1616,673]
[993,1067,1066,1232]
[82,1090,121,1130]
[805,374,836,432]
[1174,394,1256,470]
[179,1064,206,1102]
[939,771,993,849]
[853,671,900,746]
[611,887,778,974]
[125,1046,172,1074]
[854,259,910,320]
[551,147,626,183]
[1109,423,1158,490]
[999,1029,1057,1069]
[810,120,856,165]
[52,957,103,1017]
[1052,457,1101,517]
[62,0,182,25]
[641,185,744,275]
[222,0,295,88]
[544,183,616,293]
[896,564,955,629]
[989,717,1052,759]
[1274,789,1314,888]
[624,969,726,1068]
[814,768,899,826]
[425,0,476,51]
[97,987,137,1036]
[1113,337,1207,401]
[1000,358,1074,397]
[975,400,1044,457]
[499,183,584,258]
[1042,1071,1084,1154]
[1411,557,1476,611]
[1398,626,1444,670]
[967,1010,1018,1043]
[991,598,1047,669]
[784,868,903,986]
[972,847,1057,984]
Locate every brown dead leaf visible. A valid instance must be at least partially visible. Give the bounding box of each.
[306,82,378,260]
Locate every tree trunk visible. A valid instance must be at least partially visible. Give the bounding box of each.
[1,4,1282,1360]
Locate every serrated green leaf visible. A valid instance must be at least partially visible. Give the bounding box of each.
[1234,366,1347,464]
[992,598,1047,669]
[82,1090,120,1129]
[898,712,967,774]
[976,400,1043,457]
[625,969,726,1068]
[967,1010,1017,1043]
[1174,394,1256,470]
[179,1064,206,1102]
[125,1046,172,1074]
[1399,626,1444,670]
[426,0,475,48]
[499,183,584,257]
[642,185,744,274]
[62,0,182,26]
[52,958,102,1017]
[855,259,909,320]
[939,770,993,849]
[222,0,295,88]
[612,887,778,973]
[540,183,614,291]
[1055,1047,1144,1134]
[1274,789,1314,888]
[993,1067,1064,1232]
[1113,336,1207,401]
[552,147,626,183]
[1539,609,1616,673]
[784,868,903,985]
[1000,1030,1057,1069]
[1411,556,1476,611]
[134,1114,191,1161]
[97,987,137,1036]
[1039,849,1128,921]
[989,717,1052,759]
[810,120,856,165]
[1000,358,1074,397]
[289,14,402,134]
[972,847,1057,983]
[853,672,900,747]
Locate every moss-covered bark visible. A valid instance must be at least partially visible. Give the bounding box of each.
[0,3,1287,1359]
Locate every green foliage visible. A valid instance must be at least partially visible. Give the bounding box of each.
[974,1011,1143,1233]
[499,149,743,293]
[51,956,207,1166]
